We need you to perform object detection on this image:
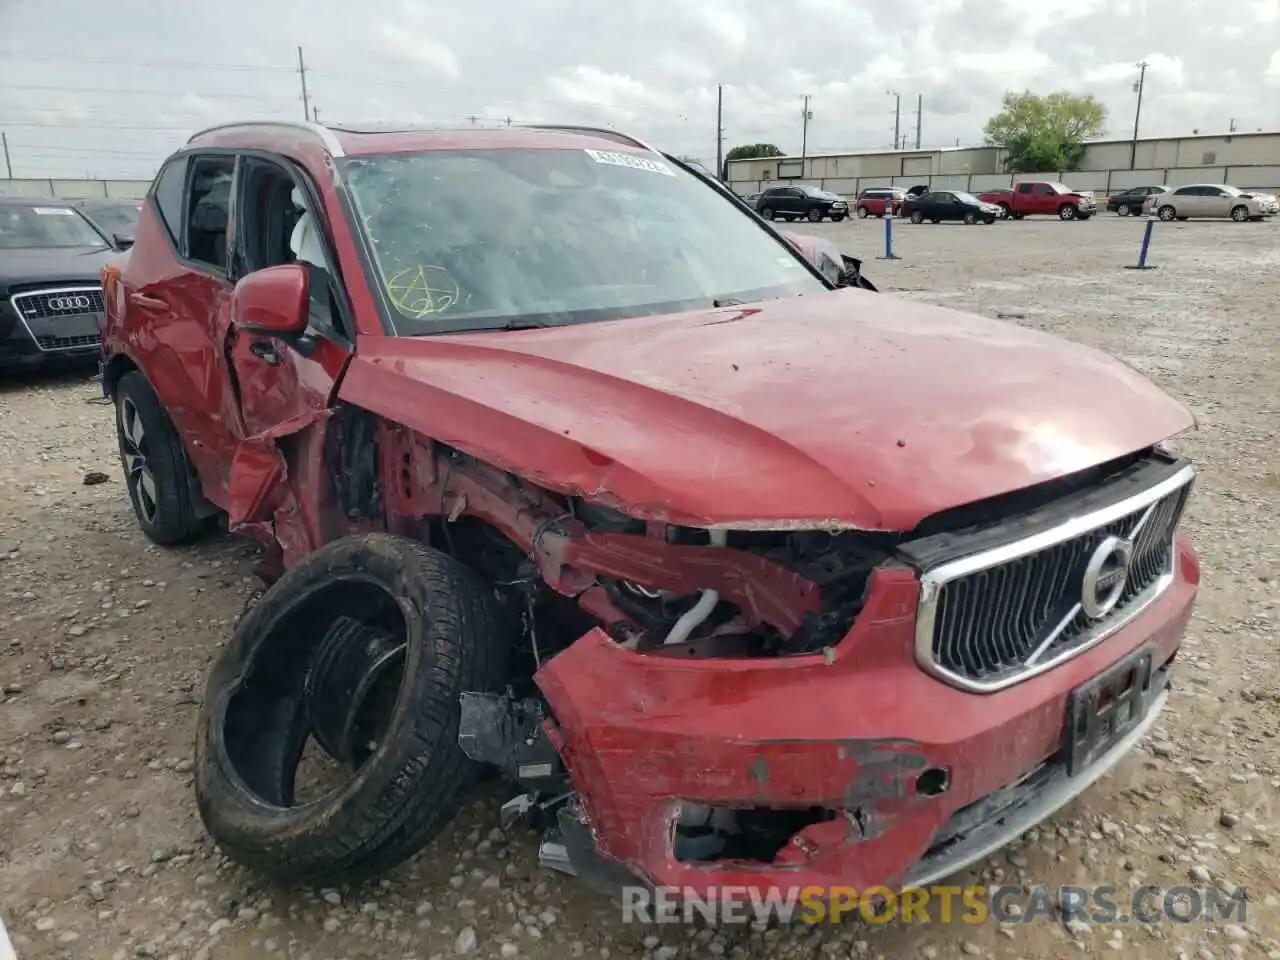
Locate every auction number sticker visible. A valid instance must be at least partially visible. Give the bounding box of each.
[585,149,674,176]
[33,207,75,215]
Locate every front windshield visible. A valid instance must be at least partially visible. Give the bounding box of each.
[953,191,981,204]
[85,203,141,234]
[341,148,826,333]
[0,205,106,249]
[1046,182,1071,194]
[1220,185,1243,196]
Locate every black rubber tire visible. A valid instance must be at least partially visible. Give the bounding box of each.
[194,533,512,885]
[1158,205,1176,221]
[856,206,869,219]
[909,210,924,224]
[984,216,996,224]
[963,211,978,224]
[997,203,1011,217]
[806,207,822,222]
[1117,204,1131,216]
[759,206,775,220]
[1058,204,1077,220]
[114,370,207,546]
[1231,205,1248,222]
[831,214,846,222]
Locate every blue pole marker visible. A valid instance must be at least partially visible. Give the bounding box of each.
[1124,215,1158,270]
[877,200,902,261]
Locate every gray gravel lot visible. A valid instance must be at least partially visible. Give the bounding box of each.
[1,213,1277,960]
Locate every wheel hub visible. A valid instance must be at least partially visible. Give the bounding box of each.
[119,398,158,523]
[305,616,407,767]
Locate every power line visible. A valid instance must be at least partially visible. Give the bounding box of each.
[0,83,281,100]
[0,50,293,72]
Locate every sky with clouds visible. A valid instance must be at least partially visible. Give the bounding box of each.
[0,0,1278,180]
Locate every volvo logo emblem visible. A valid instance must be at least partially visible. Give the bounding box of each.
[47,295,93,311]
[1081,535,1134,620]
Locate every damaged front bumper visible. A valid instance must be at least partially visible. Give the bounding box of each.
[525,540,1197,897]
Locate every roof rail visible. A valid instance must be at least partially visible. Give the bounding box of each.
[186,121,345,157]
[522,124,661,154]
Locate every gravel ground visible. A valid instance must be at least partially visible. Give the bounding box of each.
[1,214,1278,960]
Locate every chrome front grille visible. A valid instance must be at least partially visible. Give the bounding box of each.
[915,464,1194,693]
[12,286,105,320]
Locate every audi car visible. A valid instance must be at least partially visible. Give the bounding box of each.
[0,197,117,371]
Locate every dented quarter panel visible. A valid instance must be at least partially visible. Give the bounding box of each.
[534,550,1198,891]
[338,292,1194,530]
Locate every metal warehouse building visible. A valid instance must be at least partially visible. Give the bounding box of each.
[726,130,1280,198]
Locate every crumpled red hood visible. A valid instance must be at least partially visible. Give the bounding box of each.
[338,289,1194,531]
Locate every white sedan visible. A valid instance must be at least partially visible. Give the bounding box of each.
[1145,184,1278,222]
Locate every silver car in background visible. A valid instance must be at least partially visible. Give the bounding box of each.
[1145,184,1278,222]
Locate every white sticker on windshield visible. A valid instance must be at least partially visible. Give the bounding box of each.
[33,207,75,215]
[584,149,675,176]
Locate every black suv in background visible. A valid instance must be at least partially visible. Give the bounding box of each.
[75,198,142,247]
[754,184,848,222]
[0,198,118,371]
[1105,185,1169,216]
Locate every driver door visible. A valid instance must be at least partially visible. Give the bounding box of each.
[1199,186,1230,218]
[224,155,353,530]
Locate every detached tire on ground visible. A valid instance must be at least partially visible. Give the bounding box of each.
[195,533,511,885]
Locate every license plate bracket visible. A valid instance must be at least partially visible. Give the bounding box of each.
[1065,648,1153,776]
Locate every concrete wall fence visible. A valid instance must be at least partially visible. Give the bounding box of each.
[729,165,1280,200]
[0,178,151,200]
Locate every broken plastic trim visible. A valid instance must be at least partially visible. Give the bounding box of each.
[673,804,842,864]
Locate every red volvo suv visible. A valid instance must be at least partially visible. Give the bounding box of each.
[98,121,1199,894]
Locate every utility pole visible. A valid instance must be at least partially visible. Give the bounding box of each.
[1129,60,1148,170]
[465,114,480,125]
[800,95,812,171]
[297,46,311,122]
[311,105,321,123]
[715,84,725,182]
[914,94,923,149]
[1229,117,1237,133]
[887,90,901,149]
[1,132,11,179]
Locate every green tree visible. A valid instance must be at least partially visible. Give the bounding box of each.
[983,91,1107,173]
[723,143,785,179]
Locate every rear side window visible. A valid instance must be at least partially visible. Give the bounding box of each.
[186,156,236,271]
[152,157,188,246]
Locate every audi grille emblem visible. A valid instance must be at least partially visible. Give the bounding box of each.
[47,295,93,311]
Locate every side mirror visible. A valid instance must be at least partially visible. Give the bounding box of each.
[232,264,309,336]
[112,233,134,251]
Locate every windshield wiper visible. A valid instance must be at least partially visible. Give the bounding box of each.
[496,317,554,330]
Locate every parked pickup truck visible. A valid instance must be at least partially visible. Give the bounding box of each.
[978,181,1096,220]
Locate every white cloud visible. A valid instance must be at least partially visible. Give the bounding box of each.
[0,0,1274,178]
[376,21,461,79]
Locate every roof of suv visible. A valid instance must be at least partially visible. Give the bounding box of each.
[184,121,661,159]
